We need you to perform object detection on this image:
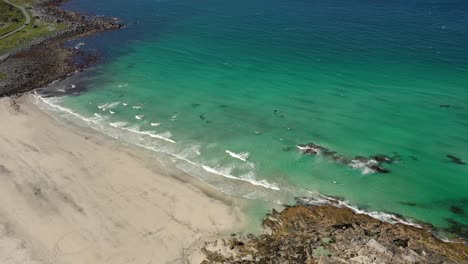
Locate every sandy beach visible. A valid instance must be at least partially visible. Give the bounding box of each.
[0,96,244,264]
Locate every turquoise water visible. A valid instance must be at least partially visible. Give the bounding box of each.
[41,0,468,237]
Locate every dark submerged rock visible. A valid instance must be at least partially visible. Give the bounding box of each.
[371,154,393,163]
[296,143,397,174]
[331,155,351,165]
[447,155,466,165]
[369,165,391,173]
[399,201,419,207]
[450,206,465,215]
[353,156,370,163]
[323,150,337,157]
[445,218,468,239]
[282,146,293,152]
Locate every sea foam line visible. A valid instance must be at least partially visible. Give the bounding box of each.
[98,101,121,110]
[202,165,279,191]
[301,192,421,228]
[33,93,280,192]
[35,94,106,128]
[121,126,176,144]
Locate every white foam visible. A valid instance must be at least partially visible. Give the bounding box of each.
[109,110,115,114]
[340,201,421,227]
[150,122,160,127]
[296,144,324,154]
[225,150,250,161]
[179,144,201,157]
[33,93,280,195]
[170,113,180,121]
[98,102,120,110]
[202,165,280,191]
[133,105,143,110]
[135,115,144,120]
[71,84,77,89]
[109,121,128,128]
[157,131,173,140]
[350,159,378,175]
[34,94,106,128]
[133,143,279,192]
[74,42,85,50]
[121,126,176,144]
[301,193,421,228]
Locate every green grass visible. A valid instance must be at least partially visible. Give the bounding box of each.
[0,5,69,54]
[0,0,25,37]
[0,71,5,80]
[9,0,34,7]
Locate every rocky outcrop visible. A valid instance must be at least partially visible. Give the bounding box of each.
[297,142,399,174]
[202,204,468,263]
[0,0,124,97]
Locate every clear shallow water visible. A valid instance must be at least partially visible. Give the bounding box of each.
[41,0,468,236]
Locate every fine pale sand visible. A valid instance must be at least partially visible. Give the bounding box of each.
[0,96,245,264]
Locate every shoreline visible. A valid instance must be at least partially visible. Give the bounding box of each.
[9,94,468,264]
[0,1,467,263]
[0,95,246,264]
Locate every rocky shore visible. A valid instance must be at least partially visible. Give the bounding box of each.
[0,0,123,97]
[202,203,468,263]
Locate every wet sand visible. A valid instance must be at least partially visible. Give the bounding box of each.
[0,95,244,264]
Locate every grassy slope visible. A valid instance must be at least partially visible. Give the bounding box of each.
[0,0,68,54]
[0,1,25,36]
[9,0,34,6]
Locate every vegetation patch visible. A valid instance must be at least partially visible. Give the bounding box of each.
[0,5,67,54]
[0,0,25,37]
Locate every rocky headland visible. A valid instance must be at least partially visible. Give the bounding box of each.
[0,0,124,97]
[201,202,468,263]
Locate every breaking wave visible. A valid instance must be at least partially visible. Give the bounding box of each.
[33,93,281,196]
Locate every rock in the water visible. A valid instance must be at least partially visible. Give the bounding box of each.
[450,206,465,215]
[371,154,393,163]
[369,165,391,173]
[296,143,393,173]
[447,155,466,165]
[331,155,351,165]
[297,143,328,155]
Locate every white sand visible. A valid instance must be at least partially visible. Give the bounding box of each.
[0,96,244,264]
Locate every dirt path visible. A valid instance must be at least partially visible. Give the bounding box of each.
[0,0,31,40]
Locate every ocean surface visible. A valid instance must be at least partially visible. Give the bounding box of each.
[38,0,468,237]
